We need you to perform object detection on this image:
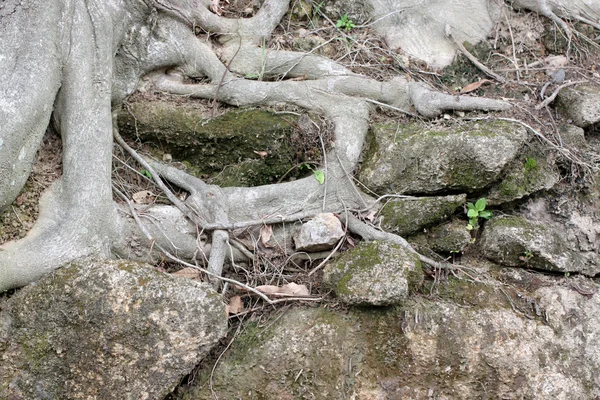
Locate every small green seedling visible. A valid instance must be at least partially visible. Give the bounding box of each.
[336,14,356,31]
[140,169,152,179]
[466,198,492,230]
[519,250,533,263]
[302,164,325,184]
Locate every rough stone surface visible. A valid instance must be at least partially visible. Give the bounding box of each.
[359,121,528,195]
[323,240,423,305]
[485,149,560,205]
[294,213,345,252]
[379,194,466,236]
[0,261,227,400]
[557,85,600,128]
[412,219,473,254]
[118,99,301,186]
[479,215,588,274]
[558,124,587,149]
[176,273,600,399]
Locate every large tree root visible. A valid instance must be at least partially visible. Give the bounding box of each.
[0,0,511,292]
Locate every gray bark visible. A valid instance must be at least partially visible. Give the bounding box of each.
[9,0,586,292]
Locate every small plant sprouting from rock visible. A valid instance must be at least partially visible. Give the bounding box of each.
[466,198,492,230]
[519,250,533,263]
[336,14,356,31]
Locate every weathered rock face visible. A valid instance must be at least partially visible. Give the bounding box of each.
[359,121,528,195]
[323,240,423,305]
[117,98,306,187]
[294,213,345,251]
[484,150,560,205]
[411,218,472,254]
[0,261,227,400]
[557,85,600,128]
[379,194,466,236]
[176,272,600,400]
[479,215,591,275]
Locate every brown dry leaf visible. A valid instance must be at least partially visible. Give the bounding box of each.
[361,209,377,222]
[253,150,268,158]
[459,79,493,94]
[260,225,273,248]
[287,75,308,81]
[545,55,568,69]
[132,190,155,204]
[280,282,310,296]
[346,236,355,248]
[227,295,244,315]
[171,267,201,280]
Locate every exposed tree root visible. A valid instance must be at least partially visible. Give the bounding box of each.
[0,0,513,292]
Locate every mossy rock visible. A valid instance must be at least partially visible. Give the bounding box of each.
[479,216,590,274]
[323,240,423,306]
[0,261,226,399]
[379,194,466,236]
[359,120,527,194]
[485,148,559,205]
[411,218,472,254]
[175,287,600,400]
[118,99,312,186]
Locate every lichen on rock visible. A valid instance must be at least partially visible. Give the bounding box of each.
[378,194,466,236]
[479,215,590,275]
[323,240,423,306]
[0,260,227,399]
[359,120,528,195]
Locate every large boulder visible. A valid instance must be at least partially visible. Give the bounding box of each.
[323,240,423,305]
[359,120,528,195]
[0,261,227,400]
[176,273,600,399]
[368,0,501,68]
[479,215,591,275]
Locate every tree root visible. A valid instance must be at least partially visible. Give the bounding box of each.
[0,0,515,293]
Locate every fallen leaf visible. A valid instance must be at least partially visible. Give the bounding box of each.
[361,209,377,222]
[171,267,201,279]
[132,190,155,204]
[227,295,244,314]
[459,79,493,94]
[280,282,310,296]
[253,150,268,158]
[346,236,355,248]
[545,55,568,68]
[260,225,273,248]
